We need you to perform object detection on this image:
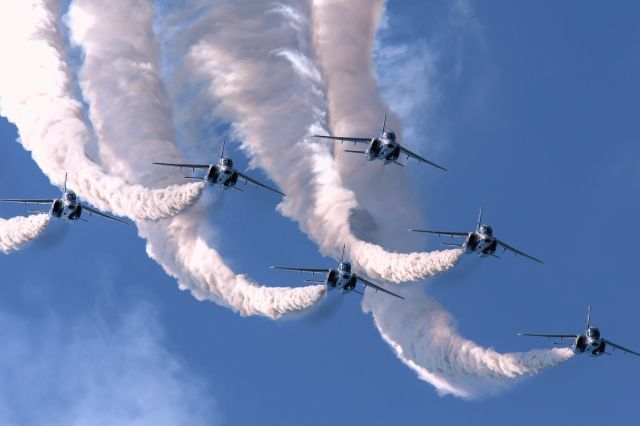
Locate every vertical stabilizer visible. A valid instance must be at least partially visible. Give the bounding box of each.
[585,305,592,330]
[64,172,68,192]
[220,139,226,159]
[381,114,387,135]
[476,207,483,230]
[341,244,346,261]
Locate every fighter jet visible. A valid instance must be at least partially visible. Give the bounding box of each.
[270,247,404,300]
[0,173,128,225]
[519,306,640,357]
[409,207,543,264]
[313,115,447,171]
[152,140,285,197]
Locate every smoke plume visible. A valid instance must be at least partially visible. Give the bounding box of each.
[311,0,571,397]
[0,214,50,254]
[0,0,204,222]
[164,0,461,284]
[66,0,326,318]
[363,286,574,398]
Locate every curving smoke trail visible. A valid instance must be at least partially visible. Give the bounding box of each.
[65,0,325,318]
[162,0,460,284]
[0,0,204,222]
[0,214,50,254]
[311,0,572,397]
[362,286,574,398]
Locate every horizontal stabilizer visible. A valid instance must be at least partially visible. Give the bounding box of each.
[441,242,464,247]
[392,161,405,167]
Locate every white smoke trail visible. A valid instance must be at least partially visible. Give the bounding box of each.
[362,286,574,398]
[309,0,572,397]
[65,0,325,318]
[0,214,50,254]
[0,0,204,222]
[163,0,460,284]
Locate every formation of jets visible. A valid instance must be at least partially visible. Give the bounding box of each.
[2,124,637,362]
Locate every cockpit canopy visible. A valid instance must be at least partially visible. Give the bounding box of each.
[479,225,493,236]
[221,157,234,168]
[339,261,351,273]
[382,130,396,142]
[587,327,600,339]
[65,192,77,202]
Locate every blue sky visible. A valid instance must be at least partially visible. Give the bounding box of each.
[0,1,639,425]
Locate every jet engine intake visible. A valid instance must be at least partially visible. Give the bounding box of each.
[50,200,63,218]
[327,270,338,287]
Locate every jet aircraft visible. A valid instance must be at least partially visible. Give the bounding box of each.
[409,207,543,264]
[0,173,128,225]
[270,247,404,300]
[313,115,447,171]
[153,140,285,196]
[519,306,640,357]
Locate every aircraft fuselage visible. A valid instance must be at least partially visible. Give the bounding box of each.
[573,328,606,356]
[50,191,83,222]
[205,157,239,189]
[365,137,401,164]
[324,261,358,294]
[463,226,498,256]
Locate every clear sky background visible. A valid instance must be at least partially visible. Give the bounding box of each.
[0,1,639,425]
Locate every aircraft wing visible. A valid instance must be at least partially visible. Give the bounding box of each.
[0,198,54,205]
[518,333,578,338]
[312,135,371,144]
[603,339,640,356]
[236,172,285,197]
[270,266,331,274]
[409,229,468,238]
[81,204,129,225]
[398,145,447,172]
[152,162,210,170]
[496,240,544,264]
[357,276,405,300]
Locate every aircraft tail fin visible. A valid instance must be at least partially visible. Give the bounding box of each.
[476,207,483,229]
[340,244,346,261]
[220,139,226,159]
[344,149,367,154]
[28,209,50,214]
[586,305,592,330]
[64,172,68,192]
[184,176,203,180]
[304,279,325,284]
[381,114,387,135]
